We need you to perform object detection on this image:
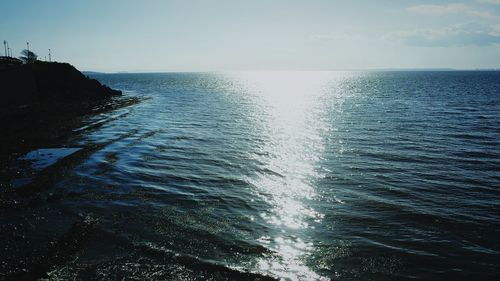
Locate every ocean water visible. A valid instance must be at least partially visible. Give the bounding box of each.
[3,71,500,280]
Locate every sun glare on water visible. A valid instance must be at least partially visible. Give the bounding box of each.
[226,71,351,280]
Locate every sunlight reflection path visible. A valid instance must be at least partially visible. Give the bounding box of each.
[230,71,348,280]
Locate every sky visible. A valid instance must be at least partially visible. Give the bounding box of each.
[1,0,500,72]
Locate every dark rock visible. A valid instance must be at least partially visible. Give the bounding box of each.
[0,61,132,156]
[0,65,38,108]
[31,61,121,102]
[0,56,23,70]
[0,61,121,109]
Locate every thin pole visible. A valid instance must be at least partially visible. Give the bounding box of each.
[27,42,30,62]
[49,49,51,62]
[3,40,6,56]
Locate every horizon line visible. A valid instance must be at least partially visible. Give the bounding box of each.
[81,67,500,74]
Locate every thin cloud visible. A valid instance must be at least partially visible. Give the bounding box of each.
[477,0,500,4]
[310,31,363,41]
[407,3,493,18]
[407,3,468,15]
[385,23,500,47]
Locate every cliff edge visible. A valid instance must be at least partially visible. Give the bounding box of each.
[0,60,136,154]
[0,61,121,109]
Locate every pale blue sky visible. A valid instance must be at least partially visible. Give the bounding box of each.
[1,0,499,71]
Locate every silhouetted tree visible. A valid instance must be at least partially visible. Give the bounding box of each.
[19,49,38,64]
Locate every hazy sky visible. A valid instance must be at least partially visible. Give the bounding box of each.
[2,0,500,71]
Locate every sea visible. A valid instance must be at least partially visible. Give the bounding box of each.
[2,71,499,280]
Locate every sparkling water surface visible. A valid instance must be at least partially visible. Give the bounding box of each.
[16,71,500,280]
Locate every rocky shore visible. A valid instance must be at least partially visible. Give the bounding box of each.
[0,61,121,109]
[0,60,139,163]
[0,61,142,280]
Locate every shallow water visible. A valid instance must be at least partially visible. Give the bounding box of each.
[2,71,500,280]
